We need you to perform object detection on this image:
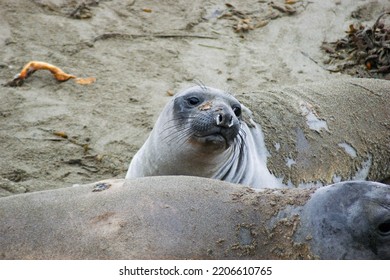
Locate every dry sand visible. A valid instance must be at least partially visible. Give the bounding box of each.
[0,0,389,196]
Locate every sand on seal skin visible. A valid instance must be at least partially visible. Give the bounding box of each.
[0,177,389,259]
[1,0,390,196]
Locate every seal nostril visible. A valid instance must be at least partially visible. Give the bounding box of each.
[228,115,234,127]
[378,220,390,236]
[215,113,235,128]
[216,114,223,125]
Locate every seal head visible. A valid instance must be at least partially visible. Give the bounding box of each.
[126,86,280,188]
[296,181,390,259]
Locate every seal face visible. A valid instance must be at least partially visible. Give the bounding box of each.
[171,87,242,152]
[126,86,280,188]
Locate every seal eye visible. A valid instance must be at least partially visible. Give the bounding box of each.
[187,97,200,106]
[232,105,241,117]
[378,220,390,236]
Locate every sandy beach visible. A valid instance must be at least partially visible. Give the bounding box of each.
[1,0,389,196]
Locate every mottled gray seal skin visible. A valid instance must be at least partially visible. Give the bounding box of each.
[239,78,390,186]
[126,86,280,188]
[0,177,388,259]
[295,181,390,259]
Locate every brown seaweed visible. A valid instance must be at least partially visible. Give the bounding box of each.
[322,12,390,79]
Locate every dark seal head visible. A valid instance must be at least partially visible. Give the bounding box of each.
[296,180,390,259]
[126,86,280,188]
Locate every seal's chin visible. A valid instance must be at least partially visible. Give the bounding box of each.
[192,133,233,151]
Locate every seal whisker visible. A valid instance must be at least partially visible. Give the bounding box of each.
[161,126,193,145]
[172,128,194,148]
[162,122,189,132]
[193,79,208,92]
[160,127,188,143]
[165,116,198,122]
[162,116,197,131]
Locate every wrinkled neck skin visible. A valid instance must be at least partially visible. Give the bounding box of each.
[126,102,280,188]
[212,122,281,188]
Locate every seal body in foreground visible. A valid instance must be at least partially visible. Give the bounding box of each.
[126,86,280,188]
[0,177,388,259]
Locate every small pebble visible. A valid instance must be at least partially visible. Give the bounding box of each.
[92,182,111,192]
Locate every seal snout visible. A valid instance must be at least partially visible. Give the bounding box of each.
[215,111,234,128]
[189,104,240,150]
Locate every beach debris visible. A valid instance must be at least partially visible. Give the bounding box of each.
[53,131,69,139]
[142,8,152,13]
[234,18,255,32]
[32,0,99,18]
[69,2,93,19]
[216,1,306,36]
[285,0,299,4]
[270,1,297,14]
[322,12,390,79]
[92,32,218,43]
[92,182,111,192]
[4,61,96,87]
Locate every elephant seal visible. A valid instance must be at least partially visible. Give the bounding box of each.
[127,78,390,188]
[295,180,390,259]
[0,177,388,259]
[126,85,281,188]
[239,78,390,187]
